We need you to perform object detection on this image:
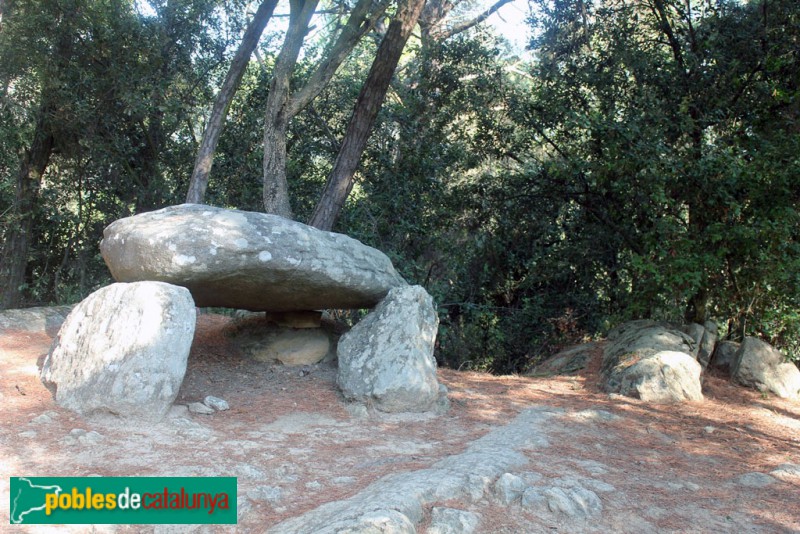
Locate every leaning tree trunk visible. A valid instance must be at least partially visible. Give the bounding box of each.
[309,0,427,231]
[261,0,320,219]
[261,0,387,218]
[186,0,279,204]
[0,107,54,309]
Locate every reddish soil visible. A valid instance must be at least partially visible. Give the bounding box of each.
[1,314,799,533]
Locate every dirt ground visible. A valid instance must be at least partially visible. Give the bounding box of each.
[1,314,799,533]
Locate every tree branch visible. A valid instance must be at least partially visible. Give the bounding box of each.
[651,0,685,70]
[438,0,515,40]
[288,0,390,117]
[272,9,339,17]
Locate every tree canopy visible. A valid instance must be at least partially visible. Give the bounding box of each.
[1,0,798,372]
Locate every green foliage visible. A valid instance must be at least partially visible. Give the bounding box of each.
[1,0,797,373]
[0,0,238,305]
[494,0,800,362]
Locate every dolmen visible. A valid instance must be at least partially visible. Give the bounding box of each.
[41,204,445,420]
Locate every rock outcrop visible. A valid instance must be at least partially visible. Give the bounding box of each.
[228,315,336,366]
[698,321,718,369]
[268,407,557,534]
[732,337,800,399]
[682,323,705,359]
[710,340,739,372]
[337,285,441,412]
[0,305,73,337]
[682,321,718,369]
[428,507,480,534]
[40,282,196,420]
[526,343,598,376]
[100,204,406,311]
[251,329,332,366]
[601,321,703,402]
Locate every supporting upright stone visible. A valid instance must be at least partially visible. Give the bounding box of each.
[41,282,196,420]
[337,285,441,413]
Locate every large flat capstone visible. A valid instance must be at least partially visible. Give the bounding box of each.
[100,204,407,311]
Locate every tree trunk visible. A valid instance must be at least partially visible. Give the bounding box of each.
[262,0,320,218]
[0,106,54,309]
[186,0,279,204]
[263,114,292,215]
[261,0,387,218]
[685,287,708,325]
[309,0,427,231]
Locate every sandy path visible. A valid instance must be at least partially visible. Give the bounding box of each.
[1,315,798,533]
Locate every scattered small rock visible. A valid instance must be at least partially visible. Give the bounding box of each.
[428,507,480,534]
[344,403,369,419]
[736,472,776,488]
[236,463,267,480]
[79,431,104,445]
[247,485,282,503]
[704,426,716,434]
[60,428,103,446]
[494,473,527,505]
[571,408,621,422]
[30,411,59,424]
[465,474,491,501]
[769,464,800,481]
[575,460,609,476]
[342,509,415,534]
[521,487,547,510]
[551,476,615,494]
[18,430,37,439]
[543,486,603,519]
[188,402,214,415]
[519,471,544,486]
[203,396,229,411]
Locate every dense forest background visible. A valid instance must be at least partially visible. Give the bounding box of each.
[1,0,798,373]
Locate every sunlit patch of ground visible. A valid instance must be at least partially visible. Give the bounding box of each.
[1,315,798,532]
